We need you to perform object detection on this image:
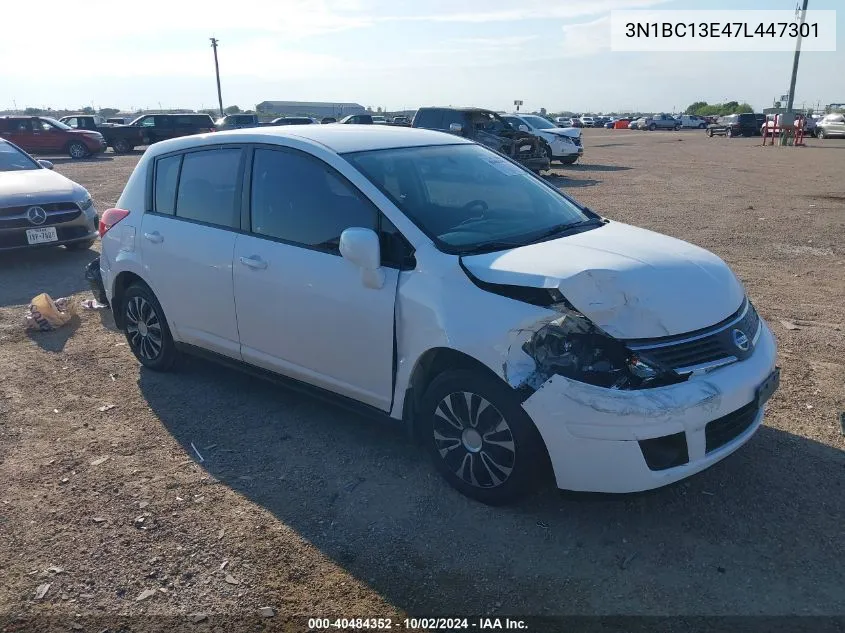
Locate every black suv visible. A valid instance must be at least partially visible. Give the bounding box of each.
[412,107,550,172]
[706,113,759,138]
[124,114,216,146]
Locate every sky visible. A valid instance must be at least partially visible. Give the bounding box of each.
[1,0,843,114]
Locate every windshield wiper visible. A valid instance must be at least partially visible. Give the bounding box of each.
[457,240,528,255]
[526,218,604,244]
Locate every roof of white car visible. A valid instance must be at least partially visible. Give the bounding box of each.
[148,124,471,156]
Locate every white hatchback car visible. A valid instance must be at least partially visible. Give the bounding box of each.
[100,125,779,505]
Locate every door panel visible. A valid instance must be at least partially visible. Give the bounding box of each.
[140,214,241,358]
[232,145,398,410]
[233,234,398,409]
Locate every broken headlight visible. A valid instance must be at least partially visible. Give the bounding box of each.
[522,309,682,390]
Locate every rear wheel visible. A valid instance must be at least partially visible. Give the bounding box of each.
[418,370,549,505]
[817,129,826,139]
[122,282,177,371]
[67,141,89,159]
[648,123,656,131]
[112,138,131,154]
[698,122,706,129]
[706,128,714,137]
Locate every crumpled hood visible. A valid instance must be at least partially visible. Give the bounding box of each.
[461,222,745,339]
[0,169,79,205]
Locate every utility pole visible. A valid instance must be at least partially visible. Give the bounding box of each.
[210,37,224,117]
[785,0,809,116]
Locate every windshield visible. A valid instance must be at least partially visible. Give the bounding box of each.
[346,143,593,254]
[0,142,40,171]
[42,117,72,130]
[521,115,556,130]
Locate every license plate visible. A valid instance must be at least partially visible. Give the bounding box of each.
[755,367,780,408]
[26,227,58,245]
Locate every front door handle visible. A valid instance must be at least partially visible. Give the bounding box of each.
[143,231,163,244]
[239,255,267,270]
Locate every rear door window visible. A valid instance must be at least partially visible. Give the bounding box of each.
[441,110,466,132]
[175,148,242,228]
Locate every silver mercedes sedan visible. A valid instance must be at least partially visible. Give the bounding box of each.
[0,139,98,252]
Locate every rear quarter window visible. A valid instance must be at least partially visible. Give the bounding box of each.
[154,155,182,215]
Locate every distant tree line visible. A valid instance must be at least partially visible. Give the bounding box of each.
[685,101,755,116]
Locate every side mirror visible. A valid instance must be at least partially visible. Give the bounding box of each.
[38,160,54,170]
[449,122,463,134]
[518,124,530,132]
[339,227,385,289]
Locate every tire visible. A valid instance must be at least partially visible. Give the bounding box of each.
[122,282,177,372]
[418,369,549,505]
[544,145,553,163]
[67,141,89,159]
[648,123,656,131]
[817,129,826,139]
[674,125,680,131]
[698,123,706,129]
[65,239,95,251]
[726,128,733,138]
[706,128,713,137]
[560,155,579,165]
[112,138,131,154]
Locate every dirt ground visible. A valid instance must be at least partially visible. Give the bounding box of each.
[1,129,843,632]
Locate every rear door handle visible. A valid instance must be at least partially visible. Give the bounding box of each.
[239,255,267,270]
[143,231,163,244]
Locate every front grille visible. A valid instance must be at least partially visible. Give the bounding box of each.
[628,300,761,374]
[0,210,81,228]
[0,201,80,217]
[705,402,759,453]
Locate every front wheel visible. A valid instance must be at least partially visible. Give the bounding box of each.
[817,129,826,139]
[698,123,706,129]
[122,282,178,371]
[418,370,549,505]
[726,128,734,138]
[648,123,656,131]
[67,141,89,159]
[706,128,714,137]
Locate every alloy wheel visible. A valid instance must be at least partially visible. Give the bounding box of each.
[432,391,516,489]
[125,296,163,360]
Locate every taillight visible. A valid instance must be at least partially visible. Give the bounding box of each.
[99,208,130,238]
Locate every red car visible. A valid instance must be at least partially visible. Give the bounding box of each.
[0,116,107,159]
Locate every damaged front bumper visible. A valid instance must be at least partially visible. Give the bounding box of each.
[521,321,778,493]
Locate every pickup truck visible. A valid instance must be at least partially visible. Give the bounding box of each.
[60,114,144,153]
[62,113,216,153]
